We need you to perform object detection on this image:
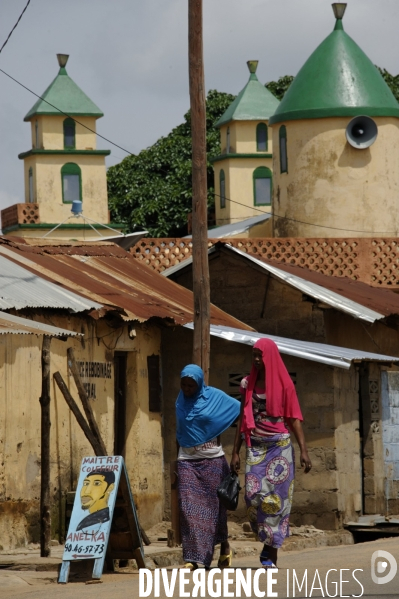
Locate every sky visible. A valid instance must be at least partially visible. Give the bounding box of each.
[0,0,399,211]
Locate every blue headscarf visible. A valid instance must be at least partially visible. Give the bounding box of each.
[176,364,240,448]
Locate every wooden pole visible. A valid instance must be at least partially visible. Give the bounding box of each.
[54,371,105,456]
[189,0,210,382]
[67,348,107,455]
[40,335,51,557]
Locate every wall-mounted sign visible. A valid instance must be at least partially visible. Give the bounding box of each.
[59,456,144,584]
[76,361,112,399]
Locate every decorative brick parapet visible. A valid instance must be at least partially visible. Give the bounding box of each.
[1,203,40,230]
[132,238,214,271]
[132,237,399,289]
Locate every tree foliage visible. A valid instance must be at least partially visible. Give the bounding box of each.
[377,67,399,102]
[108,90,235,237]
[265,75,294,100]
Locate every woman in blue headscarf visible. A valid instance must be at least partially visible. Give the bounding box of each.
[176,364,241,570]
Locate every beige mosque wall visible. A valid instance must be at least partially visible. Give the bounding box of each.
[30,116,97,150]
[214,156,273,225]
[0,316,163,548]
[272,116,399,238]
[219,121,274,155]
[23,154,109,224]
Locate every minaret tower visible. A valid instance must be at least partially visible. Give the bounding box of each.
[1,54,122,239]
[269,4,399,238]
[212,61,279,233]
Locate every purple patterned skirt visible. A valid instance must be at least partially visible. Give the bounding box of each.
[178,456,229,567]
[245,434,295,548]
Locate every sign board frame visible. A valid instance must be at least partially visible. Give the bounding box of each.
[58,456,145,583]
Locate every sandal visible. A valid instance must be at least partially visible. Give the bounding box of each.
[260,557,277,569]
[182,562,198,571]
[217,551,232,569]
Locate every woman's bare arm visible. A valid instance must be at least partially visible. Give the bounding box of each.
[230,398,245,472]
[288,418,312,473]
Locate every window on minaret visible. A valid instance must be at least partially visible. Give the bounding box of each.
[63,118,76,149]
[61,163,81,203]
[226,127,230,154]
[279,125,288,173]
[35,120,39,148]
[253,167,272,206]
[28,168,34,203]
[257,123,268,152]
[220,170,226,208]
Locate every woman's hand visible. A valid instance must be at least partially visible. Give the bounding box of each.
[300,450,312,473]
[230,452,240,473]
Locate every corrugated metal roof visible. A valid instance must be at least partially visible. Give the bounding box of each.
[0,310,80,337]
[225,245,390,323]
[0,238,252,329]
[0,253,102,312]
[184,214,271,239]
[184,323,399,369]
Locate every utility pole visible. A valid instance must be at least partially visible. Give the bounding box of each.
[188,0,210,381]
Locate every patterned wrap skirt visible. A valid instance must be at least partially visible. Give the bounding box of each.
[245,434,295,548]
[178,456,229,567]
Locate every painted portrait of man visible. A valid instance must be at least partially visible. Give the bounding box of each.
[76,469,115,531]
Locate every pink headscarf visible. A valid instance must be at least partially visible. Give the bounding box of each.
[241,338,303,445]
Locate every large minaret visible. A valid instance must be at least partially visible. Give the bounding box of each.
[269,4,399,239]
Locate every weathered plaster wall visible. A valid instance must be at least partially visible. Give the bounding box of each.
[272,117,399,238]
[219,122,274,155]
[30,116,98,151]
[23,154,109,223]
[214,120,274,226]
[0,314,162,548]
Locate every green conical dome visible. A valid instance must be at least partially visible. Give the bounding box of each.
[24,63,103,121]
[269,19,399,125]
[216,62,279,127]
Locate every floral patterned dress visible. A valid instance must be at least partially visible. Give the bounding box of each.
[241,376,295,548]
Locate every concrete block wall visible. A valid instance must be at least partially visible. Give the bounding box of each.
[381,370,399,514]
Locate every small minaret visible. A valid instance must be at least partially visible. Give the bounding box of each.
[2,54,120,239]
[212,61,279,232]
[269,3,399,238]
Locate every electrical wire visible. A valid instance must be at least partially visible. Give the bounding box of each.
[213,192,397,235]
[0,66,136,157]
[0,0,31,55]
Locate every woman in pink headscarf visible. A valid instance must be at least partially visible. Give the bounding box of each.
[231,338,311,568]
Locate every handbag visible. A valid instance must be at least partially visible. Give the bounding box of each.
[217,472,241,511]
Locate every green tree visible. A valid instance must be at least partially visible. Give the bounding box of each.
[108,90,235,237]
[377,67,399,102]
[265,75,294,100]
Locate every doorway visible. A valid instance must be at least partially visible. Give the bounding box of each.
[114,352,127,456]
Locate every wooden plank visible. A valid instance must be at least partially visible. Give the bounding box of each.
[58,560,70,584]
[67,348,107,455]
[40,336,51,558]
[53,371,104,456]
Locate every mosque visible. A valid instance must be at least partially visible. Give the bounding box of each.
[0,54,122,240]
[214,2,399,241]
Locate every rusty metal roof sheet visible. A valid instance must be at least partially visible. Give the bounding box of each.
[225,245,399,321]
[0,238,251,329]
[0,253,102,312]
[0,310,80,337]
